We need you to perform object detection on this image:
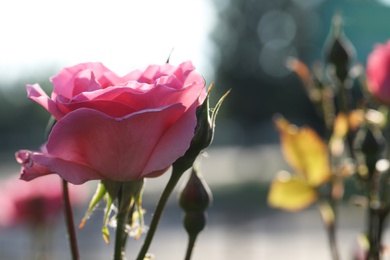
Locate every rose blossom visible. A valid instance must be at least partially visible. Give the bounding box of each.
[366,40,390,105]
[16,61,206,184]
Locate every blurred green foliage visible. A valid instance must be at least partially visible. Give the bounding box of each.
[210,0,390,145]
[0,69,57,151]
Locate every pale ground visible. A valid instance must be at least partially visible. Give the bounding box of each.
[0,145,386,260]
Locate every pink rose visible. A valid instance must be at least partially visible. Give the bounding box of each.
[0,175,86,227]
[16,61,206,184]
[366,40,390,105]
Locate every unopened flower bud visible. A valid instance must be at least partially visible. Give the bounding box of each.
[354,126,385,175]
[179,167,212,212]
[179,167,212,238]
[183,211,207,235]
[324,14,355,81]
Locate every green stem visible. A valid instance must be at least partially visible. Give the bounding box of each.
[184,235,197,260]
[136,168,183,260]
[114,209,128,260]
[367,208,381,260]
[113,187,131,260]
[62,180,79,260]
[327,222,340,260]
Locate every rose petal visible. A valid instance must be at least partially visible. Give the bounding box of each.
[56,95,137,117]
[73,79,204,113]
[72,69,102,97]
[50,62,123,100]
[45,105,193,182]
[16,149,104,184]
[27,84,65,120]
[136,61,195,85]
[141,101,198,177]
[32,154,105,184]
[16,150,55,180]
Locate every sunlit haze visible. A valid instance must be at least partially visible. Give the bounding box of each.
[0,0,216,85]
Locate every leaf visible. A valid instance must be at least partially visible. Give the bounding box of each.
[79,182,107,229]
[275,117,331,186]
[268,171,318,211]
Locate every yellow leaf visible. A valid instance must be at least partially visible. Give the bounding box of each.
[275,117,331,186]
[268,171,318,211]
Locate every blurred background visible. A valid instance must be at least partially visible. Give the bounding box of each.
[1,0,390,259]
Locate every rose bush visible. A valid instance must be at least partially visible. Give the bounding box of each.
[366,40,390,105]
[16,61,206,184]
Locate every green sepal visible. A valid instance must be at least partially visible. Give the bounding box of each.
[173,84,230,174]
[102,192,114,244]
[210,86,231,139]
[79,182,107,229]
[131,185,144,239]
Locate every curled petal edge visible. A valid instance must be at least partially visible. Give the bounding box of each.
[16,150,104,185]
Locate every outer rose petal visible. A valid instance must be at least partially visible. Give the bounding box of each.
[16,150,105,184]
[16,150,54,180]
[45,105,194,183]
[141,101,198,177]
[27,84,65,120]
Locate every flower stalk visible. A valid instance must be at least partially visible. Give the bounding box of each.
[135,167,183,260]
[113,188,130,260]
[62,179,79,260]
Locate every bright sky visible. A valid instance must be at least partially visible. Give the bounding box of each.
[0,0,216,86]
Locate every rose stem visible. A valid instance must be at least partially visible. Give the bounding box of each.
[184,234,197,260]
[62,179,80,260]
[113,187,130,260]
[135,168,183,260]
